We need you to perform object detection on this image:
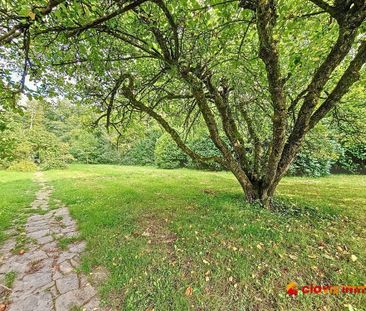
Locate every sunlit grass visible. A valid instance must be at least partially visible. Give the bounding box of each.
[41,164,365,310]
[0,171,38,245]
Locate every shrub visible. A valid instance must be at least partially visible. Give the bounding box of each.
[187,136,224,171]
[96,146,122,164]
[337,143,366,172]
[7,160,37,172]
[288,152,333,177]
[288,128,340,177]
[122,131,160,166]
[154,134,187,169]
[38,140,73,170]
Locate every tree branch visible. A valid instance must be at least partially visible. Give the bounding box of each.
[203,75,249,170]
[256,0,287,192]
[308,0,337,18]
[309,40,366,129]
[0,0,66,44]
[121,78,224,165]
[67,0,148,37]
[278,6,366,180]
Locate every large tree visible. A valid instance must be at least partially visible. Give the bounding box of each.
[1,0,366,207]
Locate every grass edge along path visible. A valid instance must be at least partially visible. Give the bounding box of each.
[0,171,38,247]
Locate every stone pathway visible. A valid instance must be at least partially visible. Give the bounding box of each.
[0,172,103,311]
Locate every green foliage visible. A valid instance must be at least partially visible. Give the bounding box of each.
[1,0,365,198]
[338,143,366,172]
[187,136,223,171]
[39,141,74,170]
[68,129,120,164]
[95,143,122,164]
[122,131,160,166]
[0,100,125,169]
[28,126,73,170]
[7,160,37,172]
[289,152,333,177]
[154,134,187,169]
[0,101,73,170]
[288,127,340,177]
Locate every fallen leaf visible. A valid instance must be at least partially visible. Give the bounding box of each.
[28,11,36,20]
[351,255,358,262]
[185,286,193,296]
[202,259,210,265]
[323,254,335,260]
[256,244,262,250]
[308,254,317,259]
[288,254,297,260]
[336,246,343,252]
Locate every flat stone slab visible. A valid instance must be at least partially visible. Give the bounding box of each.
[0,172,104,310]
[56,273,79,294]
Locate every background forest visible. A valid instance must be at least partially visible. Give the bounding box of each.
[1,98,365,176]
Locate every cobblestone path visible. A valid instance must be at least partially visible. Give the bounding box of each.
[0,172,103,311]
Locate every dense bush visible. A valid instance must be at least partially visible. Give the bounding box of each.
[95,144,122,164]
[122,131,160,166]
[187,136,224,171]
[39,143,74,170]
[69,130,121,164]
[7,160,37,172]
[154,134,188,169]
[288,152,334,177]
[337,143,366,172]
[29,128,73,170]
[0,102,74,171]
[288,128,340,177]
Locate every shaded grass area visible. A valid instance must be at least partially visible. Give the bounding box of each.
[0,171,38,245]
[45,165,366,311]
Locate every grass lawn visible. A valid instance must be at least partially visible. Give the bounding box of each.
[41,164,366,310]
[0,171,38,245]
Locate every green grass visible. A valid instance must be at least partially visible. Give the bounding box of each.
[42,164,365,310]
[57,236,81,250]
[0,171,38,245]
[4,271,16,288]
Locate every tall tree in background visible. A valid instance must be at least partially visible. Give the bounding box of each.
[1,0,366,207]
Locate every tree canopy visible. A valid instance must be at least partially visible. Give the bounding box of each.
[1,0,366,207]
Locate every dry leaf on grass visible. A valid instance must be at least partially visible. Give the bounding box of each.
[185,286,193,296]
